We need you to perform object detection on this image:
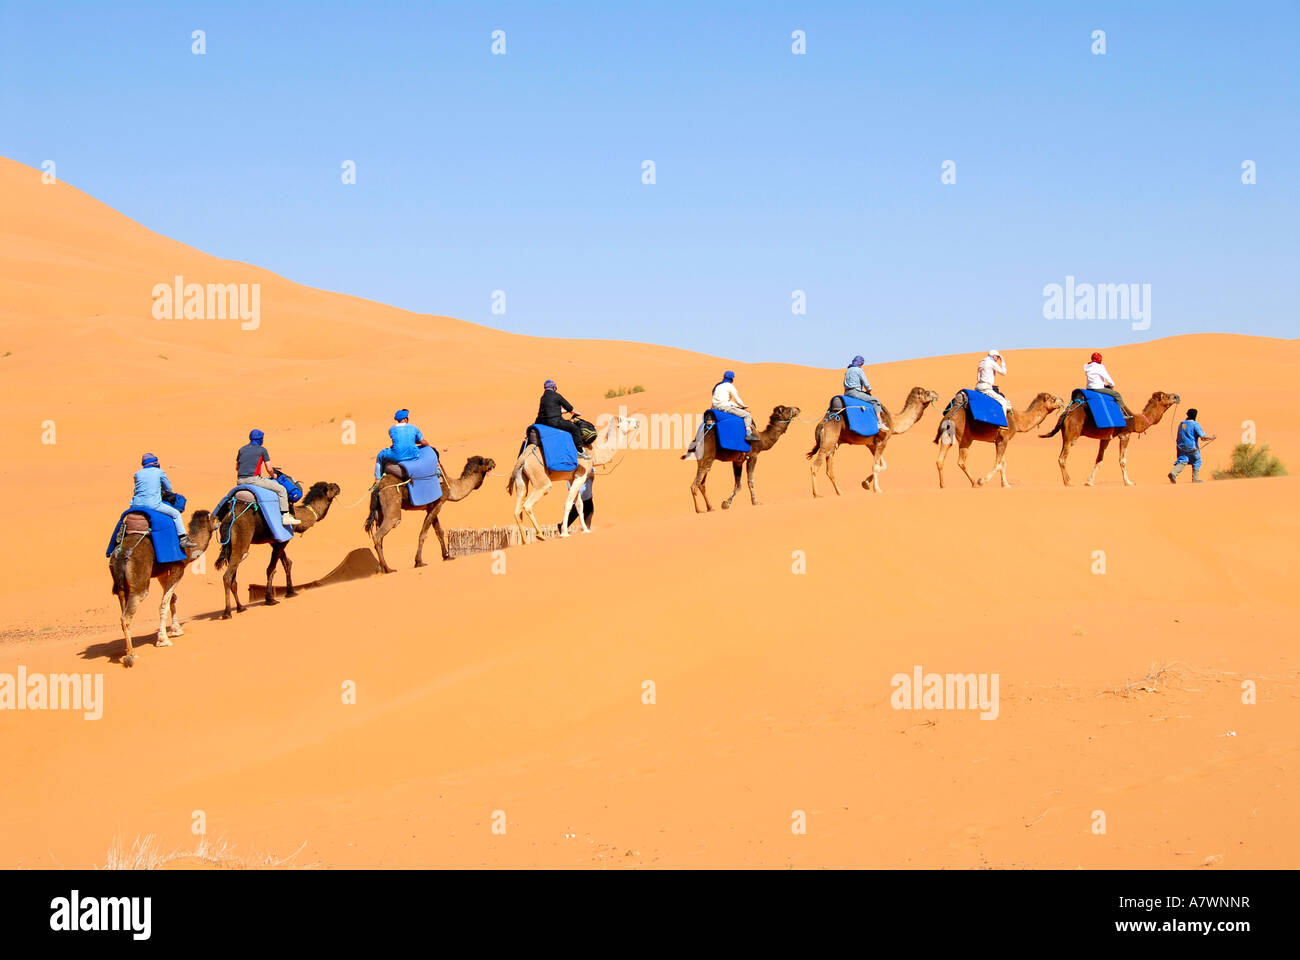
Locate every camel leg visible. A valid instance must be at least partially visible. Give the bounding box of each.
[690,461,712,513]
[809,451,824,498]
[559,479,582,536]
[993,436,1011,487]
[156,581,177,647]
[721,462,743,509]
[936,442,951,488]
[1118,436,1136,486]
[1058,436,1076,486]
[415,507,436,567]
[825,448,843,496]
[281,548,295,597]
[433,516,453,560]
[1085,438,1110,487]
[746,456,760,506]
[512,482,529,540]
[120,591,141,666]
[865,448,885,493]
[221,563,242,618]
[264,545,281,605]
[168,587,184,637]
[371,496,400,573]
[957,443,978,487]
[522,479,550,538]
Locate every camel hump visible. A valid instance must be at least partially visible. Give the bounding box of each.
[232,489,257,504]
[383,462,408,479]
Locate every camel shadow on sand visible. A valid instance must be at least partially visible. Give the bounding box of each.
[81,548,383,665]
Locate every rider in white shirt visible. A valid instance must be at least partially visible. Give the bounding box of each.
[974,349,1012,415]
[683,370,759,459]
[1082,351,1136,420]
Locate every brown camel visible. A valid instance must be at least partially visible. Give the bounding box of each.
[109,510,218,667]
[1040,390,1181,486]
[508,416,639,539]
[364,455,496,573]
[934,391,1065,488]
[688,405,801,512]
[215,480,341,618]
[806,387,940,496]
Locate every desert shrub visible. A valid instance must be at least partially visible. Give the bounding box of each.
[605,385,646,399]
[1213,443,1287,480]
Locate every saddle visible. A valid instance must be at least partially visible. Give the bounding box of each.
[233,489,257,504]
[122,512,151,534]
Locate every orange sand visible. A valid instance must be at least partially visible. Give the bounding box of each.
[1,156,1296,868]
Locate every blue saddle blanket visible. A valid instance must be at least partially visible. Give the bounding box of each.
[962,388,1009,428]
[404,446,443,507]
[106,508,186,563]
[531,423,578,471]
[214,485,294,542]
[1079,389,1126,429]
[710,408,751,453]
[833,395,879,437]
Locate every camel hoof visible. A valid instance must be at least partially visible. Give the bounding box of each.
[266,597,279,606]
[721,502,732,510]
[976,478,986,487]
[170,627,184,637]
[285,590,297,598]
[220,613,232,621]
[441,555,454,562]
[414,561,427,569]
[381,568,395,575]
[123,655,135,669]
[1124,481,1136,487]
[156,638,173,648]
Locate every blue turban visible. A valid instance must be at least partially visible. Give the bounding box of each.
[249,429,264,443]
[723,371,735,382]
[544,380,557,390]
[852,355,865,367]
[141,453,159,467]
[394,409,410,421]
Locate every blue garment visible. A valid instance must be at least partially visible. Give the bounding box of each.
[214,486,294,542]
[388,422,424,460]
[844,365,871,393]
[962,388,1009,428]
[1175,449,1202,467]
[834,394,880,436]
[710,408,751,453]
[1176,420,1205,453]
[130,465,173,509]
[107,507,187,562]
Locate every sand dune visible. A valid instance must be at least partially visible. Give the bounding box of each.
[1,156,1296,868]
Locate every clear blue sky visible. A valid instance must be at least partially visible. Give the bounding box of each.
[2,1,1296,364]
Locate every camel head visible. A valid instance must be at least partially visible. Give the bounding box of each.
[603,415,640,446]
[909,387,941,407]
[462,455,497,487]
[1032,392,1066,413]
[769,405,801,424]
[1146,391,1180,412]
[187,509,218,548]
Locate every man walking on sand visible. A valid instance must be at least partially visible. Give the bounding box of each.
[1169,408,1216,484]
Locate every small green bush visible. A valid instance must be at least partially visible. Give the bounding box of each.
[605,385,647,399]
[1213,443,1287,480]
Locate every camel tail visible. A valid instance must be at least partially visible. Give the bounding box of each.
[805,422,824,459]
[215,535,231,570]
[1040,413,1065,439]
[363,487,380,533]
[935,418,956,447]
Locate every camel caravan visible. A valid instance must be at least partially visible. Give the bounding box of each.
[107,356,1193,666]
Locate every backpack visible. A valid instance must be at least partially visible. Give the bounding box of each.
[275,471,303,504]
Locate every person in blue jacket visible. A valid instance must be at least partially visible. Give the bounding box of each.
[1168,408,1216,484]
[130,453,198,554]
[843,355,888,431]
[375,409,433,479]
